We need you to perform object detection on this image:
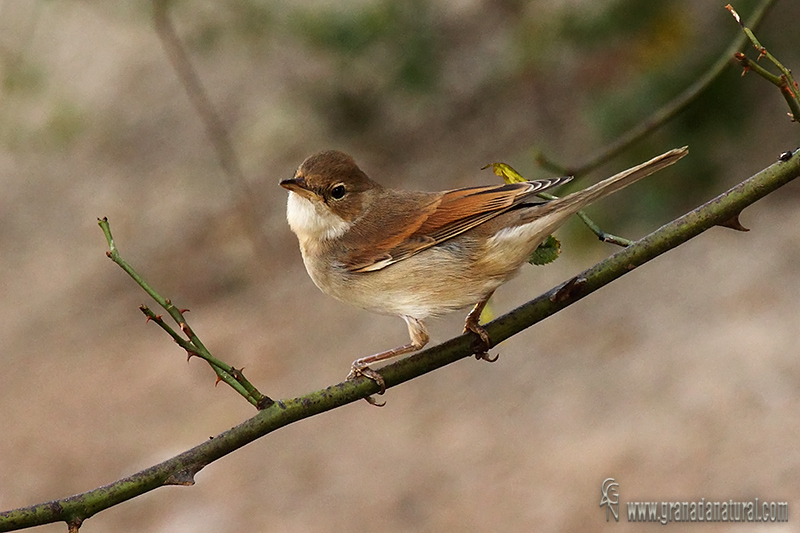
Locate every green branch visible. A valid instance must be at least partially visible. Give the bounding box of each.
[4,150,799,532]
[727,3,800,123]
[98,218,272,410]
[535,0,777,176]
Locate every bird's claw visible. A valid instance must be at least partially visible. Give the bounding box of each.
[348,364,386,406]
[474,351,499,363]
[463,320,496,362]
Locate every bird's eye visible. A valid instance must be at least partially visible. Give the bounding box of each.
[330,184,346,200]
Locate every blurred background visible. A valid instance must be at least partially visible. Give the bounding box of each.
[1,0,799,531]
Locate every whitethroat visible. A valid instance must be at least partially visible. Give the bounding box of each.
[281,147,688,396]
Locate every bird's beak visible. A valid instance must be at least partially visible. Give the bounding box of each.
[280,176,317,200]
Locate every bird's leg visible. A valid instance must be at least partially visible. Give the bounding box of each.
[463,291,498,362]
[348,316,429,401]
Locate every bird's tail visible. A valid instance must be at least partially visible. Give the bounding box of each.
[531,146,688,233]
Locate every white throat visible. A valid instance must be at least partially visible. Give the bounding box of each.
[286,192,351,244]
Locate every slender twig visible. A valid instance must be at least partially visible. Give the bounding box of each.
[4,151,799,532]
[534,0,777,176]
[727,3,800,122]
[483,162,634,247]
[137,305,253,402]
[575,212,633,246]
[151,0,276,264]
[541,192,634,247]
[97,218,272,410]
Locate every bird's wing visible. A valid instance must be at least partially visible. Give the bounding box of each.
[345,177,571,272]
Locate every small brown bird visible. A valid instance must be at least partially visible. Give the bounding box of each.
[281,147,687,392]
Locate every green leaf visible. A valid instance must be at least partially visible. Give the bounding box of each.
[482,162,561,266]
[529,235,561,265]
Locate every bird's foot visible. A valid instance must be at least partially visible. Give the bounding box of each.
[347,363,386,407]
[463,319,498,362]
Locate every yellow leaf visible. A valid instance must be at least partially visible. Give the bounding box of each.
[479,299,494,324]
[482,162,528,184]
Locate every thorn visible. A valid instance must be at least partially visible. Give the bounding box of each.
[165,468,199,486]
[186,350,199,361]
[180,322,193,337]
[550,276,586,303]
[179,308,190,314]
[781,76,796,98]
[214,374,223,386]
[734,53,750,76]
[757,47,767,61]
[778,150,794,162]
[718,214,750,232]
[105,251,112,258]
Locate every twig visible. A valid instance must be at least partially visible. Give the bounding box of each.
[5,150,799,532]
[534,0,777,176]
[727,3,800,122]
[97,217,272,410]
[575,211,633,246]
[151,0,276,264]
[483,162,634,247]
[542,192,634,247]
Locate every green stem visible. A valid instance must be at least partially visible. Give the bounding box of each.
[97,218,271,410]
[728,3,800,122]
[538,192,633,247]
[734,54,800,122]
[537,0,777,177]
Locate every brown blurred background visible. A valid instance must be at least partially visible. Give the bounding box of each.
[1,1,799,531]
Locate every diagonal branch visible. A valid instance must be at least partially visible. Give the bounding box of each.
[3,150,799,532]
[534,0,777,177]
[98,217,272,409]
[727,3,800,123]
[151,0,276,264]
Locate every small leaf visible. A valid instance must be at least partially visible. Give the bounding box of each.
[482,162,527,184]
[479,300,494,325]
[482,162,560,266]
[529,235,561,265]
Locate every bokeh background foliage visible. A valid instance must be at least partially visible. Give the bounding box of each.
[1,1,798,531]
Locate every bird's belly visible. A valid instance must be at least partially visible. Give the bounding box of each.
[303,241,517,319]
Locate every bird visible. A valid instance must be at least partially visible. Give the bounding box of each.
[280,147,688,395]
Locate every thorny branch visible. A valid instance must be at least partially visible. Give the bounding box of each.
[3,150,799,532]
